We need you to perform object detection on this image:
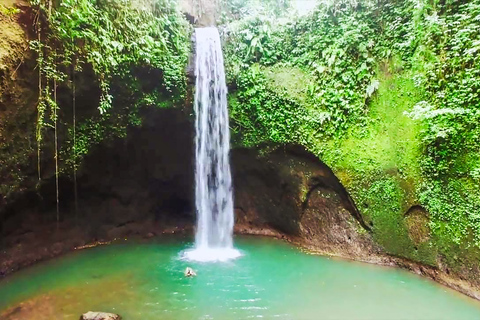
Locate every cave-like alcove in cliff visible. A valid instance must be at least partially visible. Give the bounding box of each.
[0,107,195,249]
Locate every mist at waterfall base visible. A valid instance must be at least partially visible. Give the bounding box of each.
[182,27,241,262]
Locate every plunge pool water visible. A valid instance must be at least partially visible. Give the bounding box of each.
[1,236,480,319]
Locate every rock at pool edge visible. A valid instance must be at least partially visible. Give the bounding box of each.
[80,311,121,320]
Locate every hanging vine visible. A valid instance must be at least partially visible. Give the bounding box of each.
[32,6,44,183]
[72,59,78,219]
[27,0,190,223]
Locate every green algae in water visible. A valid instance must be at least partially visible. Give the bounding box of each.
[1,236,480,320]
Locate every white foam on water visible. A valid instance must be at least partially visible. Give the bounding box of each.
[181,246,242,263]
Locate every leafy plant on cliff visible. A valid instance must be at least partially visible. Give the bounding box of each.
[31,0,190,168]
[401,0,480,246]
[224,0,480,260]
[29,0,190,219]
[229,65,307,146]
[225,0,385,139]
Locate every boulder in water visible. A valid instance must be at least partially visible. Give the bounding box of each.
[80,311,121,320]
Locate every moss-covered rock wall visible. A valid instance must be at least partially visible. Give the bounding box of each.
[222,0,480,287]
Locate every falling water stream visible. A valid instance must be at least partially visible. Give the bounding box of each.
[183,27,240,262]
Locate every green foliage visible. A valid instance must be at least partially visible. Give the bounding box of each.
[320,67,424,178]
[224,0,480,263]
[401,0,480,247]
[220,0,290,21]
[30,0,190,170]
[50,0,189,112]
[404,0,480,179]
[289,6,382,131]
[229,65,307,146]
[225,0,385,135]
[0,4,20,16]
[420,179,480,247]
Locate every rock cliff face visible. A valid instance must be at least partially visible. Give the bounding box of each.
[1,103,370,258]
[1,104,479,299]
[1,100,376,274]
[0,2,38,215]
[178,0,221,26]
[232,145,375,259]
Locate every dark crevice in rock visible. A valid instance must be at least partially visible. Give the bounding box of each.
[302,182,372,232]
[183,12,196,24]
[232,144,373,237]
[404,204,430,245]
[282,145,371,232]
[404,204,428,217]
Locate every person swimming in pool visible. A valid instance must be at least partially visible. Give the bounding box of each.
[185,267,197,277]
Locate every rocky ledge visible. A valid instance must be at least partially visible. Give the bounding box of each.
[80,311,121,320]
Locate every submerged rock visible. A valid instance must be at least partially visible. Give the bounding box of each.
[80,311,121,320]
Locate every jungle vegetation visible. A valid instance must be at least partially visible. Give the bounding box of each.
[1,0,478,271]
[5,0,191,221]
[223,0,480,267]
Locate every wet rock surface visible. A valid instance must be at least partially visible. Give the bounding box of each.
[231,144,373,255]
[0,107,194,276]
[80,311,121,320]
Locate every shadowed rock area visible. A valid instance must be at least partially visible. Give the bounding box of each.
[0,107,195,275]
[1,108,375,276]
[232,145,376,259]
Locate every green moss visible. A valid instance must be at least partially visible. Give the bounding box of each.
[0,4,20,16]
[314,65,441,264]
[321,64,423,178]
[230,59,441,264]
[434,235,480,276]
[264,65,309,104]
[225,0,480,278]
[31,0,191,172]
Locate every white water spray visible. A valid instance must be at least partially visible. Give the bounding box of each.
[183,27,240,262]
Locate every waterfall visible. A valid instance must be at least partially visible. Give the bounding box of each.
[194,27,234,248]
[183,27,240,262]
